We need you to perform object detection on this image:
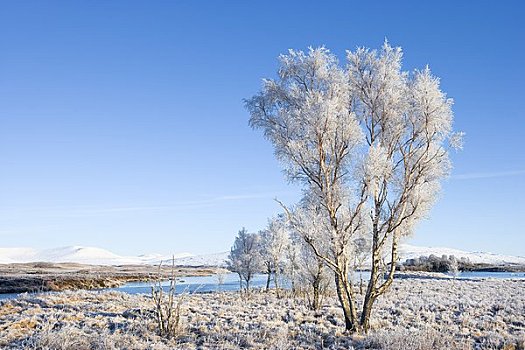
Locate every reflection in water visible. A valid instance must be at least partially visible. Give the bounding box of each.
[117,273,270,295]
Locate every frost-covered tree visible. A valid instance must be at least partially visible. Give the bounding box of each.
[260,231,274,291]
[297,243,331,310]
[293,233,332,310]
[284,200,334,309]
[448,255,460,277]
[259,215,290,295]
[227,228,262,293]
[283,232,301,294]
[246,41,462,332]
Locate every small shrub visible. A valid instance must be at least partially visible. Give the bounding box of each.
[151,257,184,339]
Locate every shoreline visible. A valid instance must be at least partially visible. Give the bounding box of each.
[2,261,524,295]
[0,262,221,294]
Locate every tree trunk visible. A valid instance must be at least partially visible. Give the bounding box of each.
[274,261,280,297]
[291,271,296,296]
[361,267,376,327]
[360,291,376,332]
[312,274,320,310]
[360,232,381,332]
[360,233,399,332]
[311,260,324,310]
[334,269,359,332]
[265,270,271,291]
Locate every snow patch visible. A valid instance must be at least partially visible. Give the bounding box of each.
[0,246,194,266]
[172,252,229,267]
[1,244,523,267]
[399,244,525,265]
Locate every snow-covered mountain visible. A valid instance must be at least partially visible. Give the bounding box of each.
[0,244,523,267]
[0,246,193,266]
[170,252,229,267]
[399,244,525,265]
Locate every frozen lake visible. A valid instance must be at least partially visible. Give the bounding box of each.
[1,271,524,301]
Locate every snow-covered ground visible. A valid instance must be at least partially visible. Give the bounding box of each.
[0,243,523,266]
[1,278,524,349]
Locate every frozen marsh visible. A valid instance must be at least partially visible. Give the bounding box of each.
[0,277,524,349]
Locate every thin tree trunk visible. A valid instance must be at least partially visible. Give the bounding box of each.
[361,264,376,325]
[312,273,320,310]
[265,268,271,291]
[334,269,359,332]
[360,233,399,332]
[291,270,296,296]
[360,230,380,332]
[312,260,324,310]
[274,261,280,298]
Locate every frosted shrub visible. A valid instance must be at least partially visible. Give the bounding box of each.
[20,326,171,350]
[364,328,470,350]
[151,258,184,339]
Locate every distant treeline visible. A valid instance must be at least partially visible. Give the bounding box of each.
[400,255,525,273]
[400,254,465,273]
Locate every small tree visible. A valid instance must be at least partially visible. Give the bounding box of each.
[260,231,274,291]
[216,270,225,292]
[283,232,301,295]
[259,215,290,296]
[247,42,463,332]
[296,237,332,310]
[227,228,262,293]
[285,201,333,309]
[447,255,460,277]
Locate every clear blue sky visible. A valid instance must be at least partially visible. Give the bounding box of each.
[1,1,524,256]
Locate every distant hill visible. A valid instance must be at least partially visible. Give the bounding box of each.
[171,252,229,267]
[0,246,193,266]
[0,244,523,267]
[399,244,525,265]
